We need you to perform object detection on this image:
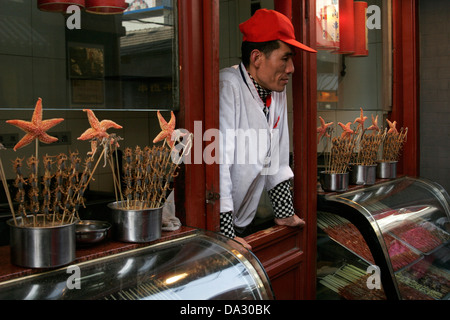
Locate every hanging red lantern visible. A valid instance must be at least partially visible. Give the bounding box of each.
[351,1,369,57]
[38,0,85,13]
[85,0,129,14]
[338,0,355,54]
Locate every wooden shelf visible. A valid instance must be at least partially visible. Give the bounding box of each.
[0,226,197,283]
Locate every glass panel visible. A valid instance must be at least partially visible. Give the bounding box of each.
[0,0,178,110]
[0,232,273,300]
[327,177,450,299]
[316,0,390,174]
[316,0,385,112]
[317,211,388,300]
[338,177,450,222]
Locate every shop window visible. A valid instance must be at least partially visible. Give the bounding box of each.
[316,0,392,174]
[0,0,178,111]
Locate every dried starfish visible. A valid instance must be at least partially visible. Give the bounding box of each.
[153,111,176,148]
[353,108,368,131]
[317,116,333,143]
[366,114,380,132]
[77,109,122,141]
[6,98,64,151]
[386,119,398,134]
[338,122,355,139]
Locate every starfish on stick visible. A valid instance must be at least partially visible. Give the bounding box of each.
[354,108,368,131]
[366,114,380,132]
[77,109,122,141]
[153,111,176,148]
[386,119,398,134]
[317,116,333,143]
[338,122,355,139]
[6,98,64,151]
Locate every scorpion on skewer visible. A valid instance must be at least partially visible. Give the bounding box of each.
[26,156,40,226]
[13,157,28,223]
[41,155,55,224]
[118,137,189,210]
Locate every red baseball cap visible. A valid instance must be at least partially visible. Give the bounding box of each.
[239,9,317,53]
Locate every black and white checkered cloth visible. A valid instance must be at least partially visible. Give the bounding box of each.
[268,180,295,219]
[220,211,236,238]
[249,74,271,120]
[220,181,294,238]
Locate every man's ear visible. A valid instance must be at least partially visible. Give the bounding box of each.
[250,49,263,68]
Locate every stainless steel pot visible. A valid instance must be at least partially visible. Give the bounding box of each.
[350,164,377,185]
[319,171,349,192]
[8,216,76,268]
[377,161,397,179]
[108,201,162,243]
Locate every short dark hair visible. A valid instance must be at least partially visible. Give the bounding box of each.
[241,40,281,67]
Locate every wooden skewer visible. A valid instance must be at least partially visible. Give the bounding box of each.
[0,156,16,225]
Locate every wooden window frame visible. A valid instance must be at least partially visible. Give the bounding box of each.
[175,0,419,300]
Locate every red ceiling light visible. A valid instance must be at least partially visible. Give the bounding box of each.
[85,0,129,15]
[38,0,85,13]
[338,0,355,54]
[351,1,369,57]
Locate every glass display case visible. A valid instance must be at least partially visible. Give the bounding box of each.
[0,230,273,300]
[317,176,450,300]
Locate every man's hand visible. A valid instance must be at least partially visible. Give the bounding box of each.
[234,236,252,250]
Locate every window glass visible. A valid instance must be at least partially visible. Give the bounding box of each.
[316,0,391,172]
[316,0,387,112]
[0,0,178,110]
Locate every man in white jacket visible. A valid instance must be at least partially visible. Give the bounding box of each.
[219,9,316,249]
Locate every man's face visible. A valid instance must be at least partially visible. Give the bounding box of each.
[252,41,295,92]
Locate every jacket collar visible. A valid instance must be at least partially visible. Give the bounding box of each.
[238,63,271,106]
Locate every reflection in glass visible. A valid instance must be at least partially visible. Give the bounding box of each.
[0,0,178,110]
[320,177,450,300]
[0,231,273,300]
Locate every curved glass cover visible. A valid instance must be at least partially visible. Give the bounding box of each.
[321,177,450,300]
[0,231,273,300]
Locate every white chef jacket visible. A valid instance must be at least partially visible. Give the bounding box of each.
[219,63,294,228]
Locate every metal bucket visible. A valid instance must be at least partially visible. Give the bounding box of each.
[319,171,349,192]
[377,161,397,179]
[108,201,162,243]
[8,216,76,268]
[350,164,377,185]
